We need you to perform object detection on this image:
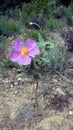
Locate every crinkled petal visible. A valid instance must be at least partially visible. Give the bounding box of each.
[10,50,21,62]
[12,38,24,50]
[26,38,37,51]
[28,46,40,57]
[18,55,31,65]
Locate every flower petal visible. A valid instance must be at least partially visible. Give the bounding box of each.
[10,50,21,62]
[28,46,40,57]
[26,38,37,51]
[12,38,24,50]
[18,55,31,65]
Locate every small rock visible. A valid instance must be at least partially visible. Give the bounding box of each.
[10,84,14,88]
[14,82,18,85]
[15,91,18,94]
[17,77,22,81]
[55,87,66,95]
[25,78,29,81]
[53,79,58,83]
[69,111,73,115]
[10,111,16,119]
[69,57,73,63]
[13,67,16,70]
[3,79,9,83]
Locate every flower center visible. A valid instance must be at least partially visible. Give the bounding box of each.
[21,47,28,55]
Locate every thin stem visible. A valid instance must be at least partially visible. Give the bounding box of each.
[35,80,39,107]
[29,22,41,32]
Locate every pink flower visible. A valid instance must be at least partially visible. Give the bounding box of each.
[10,38,40,65]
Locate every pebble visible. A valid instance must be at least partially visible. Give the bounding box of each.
[10,111,16,119]
[15,91,18,94]
[69,111,73,115]
[17,77,22,81]
[13,67,16,70]
[53,79,58,83]
[10,84,14,88]
[3,80,9,83]
[14,82,18,85]
[55,87,66,95]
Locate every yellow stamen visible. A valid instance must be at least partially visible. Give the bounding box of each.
[21,47,28,55]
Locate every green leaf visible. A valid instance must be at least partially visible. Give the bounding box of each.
[45,44,54,49]
[38,33,45,47]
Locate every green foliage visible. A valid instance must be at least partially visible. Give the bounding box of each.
[36,34,66,72]
[46,15,59,30]
[0,16,22,36]
[51,5,66,18]
[31,0,60,17]
[0,69,7,79]
[21,0,49,22]
[25,30,39,40]
[6,7,21,20]
[21,3,32,22]
[45,43,66,71]
[0,0,23,11]
[21,0,61,31]
[0,35,6,42]
[31,0,48,16]
[34,34,54,70]
[38,33,45,47]
[25,29,47,41]
[21,0,58,21]
[47,44,61,70]
[1,59,16,68]
[0,38,6,55]
[65,3,73,25]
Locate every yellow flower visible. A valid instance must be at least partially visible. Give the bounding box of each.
[19,35,23,39]
[24,33,27,36]
[24,33,27,39]
[8,36,14,41]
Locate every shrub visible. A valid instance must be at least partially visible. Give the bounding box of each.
[25,29,39,40]
[0,0,25,11]
[31,0,48,16]
[21,0,59,20]
[51,5,66,18]
[65,3,73,25]
[6,7,21,20]
[21,3,32,22]
[47,43,66,71]
[1,59,16,68]
[46,15,59,30]
[0,16,22,36]
[21,0,60,30]
[36,33,66,72]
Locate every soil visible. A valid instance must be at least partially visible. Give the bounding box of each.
[0,33,73,130]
